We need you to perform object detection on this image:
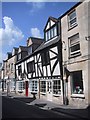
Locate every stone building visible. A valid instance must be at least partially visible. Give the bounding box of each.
[61,1,90,107]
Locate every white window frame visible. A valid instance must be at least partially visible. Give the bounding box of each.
[40,81,46,94]
[69,33,80,57]
[68,10,77,29]
[45,26,57,41]
[29,80,38,93]
[17,81,24,92]
[53,80,61,96]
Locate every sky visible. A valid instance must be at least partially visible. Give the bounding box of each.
[0,1,77,63]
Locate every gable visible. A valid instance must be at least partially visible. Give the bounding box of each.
[45,19,56,31]
[44,17,57,31]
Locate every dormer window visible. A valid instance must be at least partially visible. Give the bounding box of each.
[45,26,57,41]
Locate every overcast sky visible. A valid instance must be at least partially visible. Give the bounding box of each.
[0,1,77,62]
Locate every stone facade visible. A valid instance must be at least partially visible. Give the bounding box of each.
[61,1,90,107]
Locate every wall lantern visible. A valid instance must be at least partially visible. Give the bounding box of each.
[85,36,90,41]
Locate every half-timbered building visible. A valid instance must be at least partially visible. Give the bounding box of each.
[15,37,43,96]
[15,17,64,104]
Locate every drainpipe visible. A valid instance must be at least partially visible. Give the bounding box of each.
[39,79,40,99]
[58,19,65,105]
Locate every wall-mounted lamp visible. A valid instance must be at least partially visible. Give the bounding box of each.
[85,36,90,41]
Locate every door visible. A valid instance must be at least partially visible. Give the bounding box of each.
[25,81,28,96]
[47,81,52,101]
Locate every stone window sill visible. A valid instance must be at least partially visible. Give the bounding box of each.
[71,94,85,98]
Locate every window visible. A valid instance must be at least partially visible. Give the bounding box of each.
[28,46,32,55]
[18,65,22,76]
[11,63,13,72]
[18,53,21,60]
[69,33,80,57]
[71,70,84,94]
[27,61,35,73]
[29,81,38,93]
[40,81,46,93]
[41,51,50,66]
[18,81,24,92]
[53,80,61,95]
[45,26,57,41]
[68,10,77,29]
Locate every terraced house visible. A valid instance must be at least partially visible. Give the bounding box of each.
[15,1,90,107]
[1,1,90,107]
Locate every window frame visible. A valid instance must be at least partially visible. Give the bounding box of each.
[68,10,77,29]
[53,80,61,96]
[45,25,57,41]
[29,80,38,93]
[27,61,35,73]
[71,70,84,95]
[68,33,81,58]
[17,81,24,92]
[41,51,50,66]
[40,81,46,94]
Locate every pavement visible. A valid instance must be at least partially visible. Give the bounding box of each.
[1,91,89,119]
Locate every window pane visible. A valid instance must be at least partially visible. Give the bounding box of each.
[41,51,50,66]
[70,18,76,27]
[51,28,54,38]
[27,61,35,73]
[54,26,57,36]
[69,11,76,20]
[68,10,77,28]
[40,81,46,93]
[71,71,83,94]
[69,33,80,57]
[53,80,61,95]
[45,32,48,41]
[71,44,80,52]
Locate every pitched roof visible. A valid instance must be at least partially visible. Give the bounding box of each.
[19,46,28,51]
[34,36,60,52]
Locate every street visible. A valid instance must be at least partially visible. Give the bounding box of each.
[1,95,79,119]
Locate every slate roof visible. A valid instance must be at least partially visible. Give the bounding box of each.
[34,36,60,53]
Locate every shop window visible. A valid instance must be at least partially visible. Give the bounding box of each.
[29,81,38,93]
[53,80,61,95]
[18,81,24,92]
[40,81,46,93]
[71,70,84,94]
